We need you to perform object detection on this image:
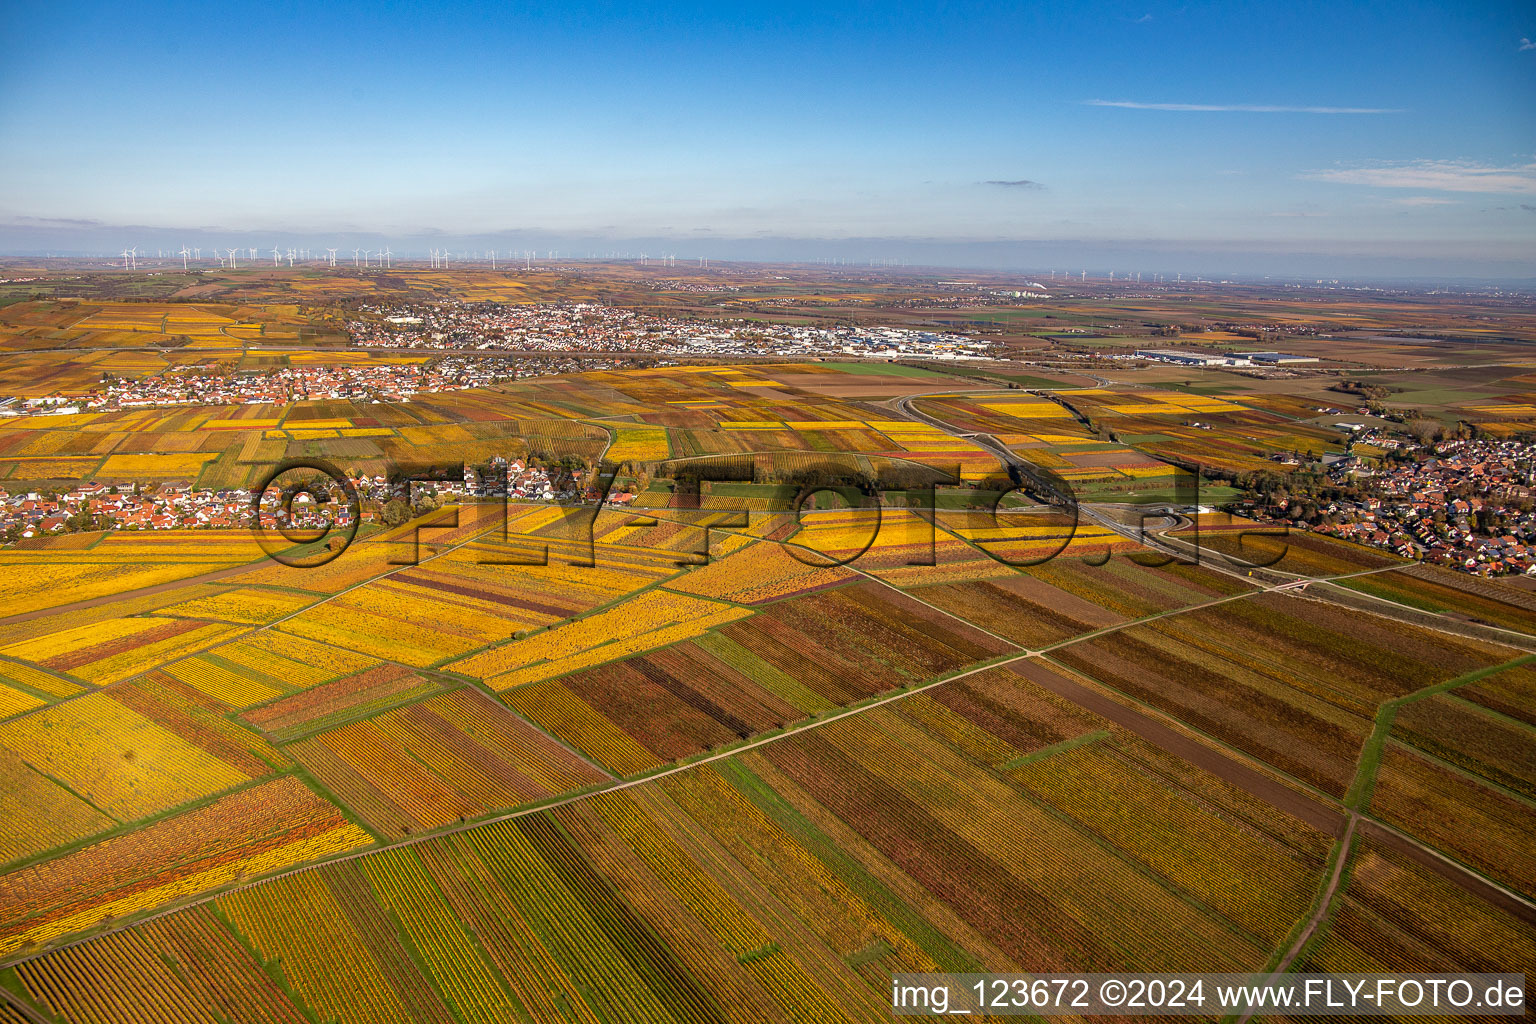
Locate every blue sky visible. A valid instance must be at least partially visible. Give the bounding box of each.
[0,0,1532,275]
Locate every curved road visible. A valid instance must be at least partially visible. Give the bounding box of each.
[886,390,1200,562]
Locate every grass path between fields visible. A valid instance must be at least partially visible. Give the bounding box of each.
[6,416,1536,986]
[1230,651,1536,1023]
[6,541,1512,977]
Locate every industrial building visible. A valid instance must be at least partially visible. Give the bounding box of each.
[1134,348,1234,366]
[1249,352,1320,365]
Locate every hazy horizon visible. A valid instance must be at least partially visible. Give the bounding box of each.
[4,232,1534,284]
[2,0,1533,279]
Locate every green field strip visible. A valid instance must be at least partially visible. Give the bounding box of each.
[264,676,456,745]
[691,632,834,716]
[1345,652,1536,813]
[0,968,57,1024]
[714,757,983,974]
[1324,574,1455,615]
[998,729,1109,771]
[1252,818,1364,988]
[182,647,301,689]
[1036,652,1348,808]
[207,900,326,1024]
[0,659,85,702]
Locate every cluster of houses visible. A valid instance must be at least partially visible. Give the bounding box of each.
[1300,437,1536,575]
[3,482,266,538]
[79,355,613,411]
[0,457,607,542]
[348,302,993,361]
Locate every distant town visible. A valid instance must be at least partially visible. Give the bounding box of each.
[0,456,598,542]
[348,301,992,360]
[1,355,654,415]
[1,298,1532,581]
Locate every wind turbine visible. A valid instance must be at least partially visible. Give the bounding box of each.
[382,246,392,269]
[352,248,360,267]
[285,249,295,267]
[119,248,132,269]
[194,247,201,260]
[271,247,281,267]
[227,248,239,269]
[178,246,190,270]
[488,249,496,270]
[362,249,373,267]
[326,248,337,267]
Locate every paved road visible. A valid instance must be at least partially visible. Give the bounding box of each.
[877,385,1536,927]
[888,392,1079,506]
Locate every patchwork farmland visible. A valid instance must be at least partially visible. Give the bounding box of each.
[0,266,1532,1023]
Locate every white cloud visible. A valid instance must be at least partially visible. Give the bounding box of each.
[1303,160,1536,195]
[1383,196,1458,206]
[1084,99,1400,114]
[1519,37,1535,51]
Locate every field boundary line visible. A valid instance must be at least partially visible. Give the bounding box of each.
[1233,814,1359,1024]
[1383,737,1536,811]
[1344,653,1536,811]
[0,985,51,1024]
[1231,649,1536,1021]
[0,562,1384,970]
[7,561,1535,971]
[1312,571,1536,644]
[1152,527,1536,645]
[7,508,1534,972]
[1357,817,1536,922]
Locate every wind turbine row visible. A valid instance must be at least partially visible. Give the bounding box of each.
[121,245,391,270]
[109,244,603,272]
